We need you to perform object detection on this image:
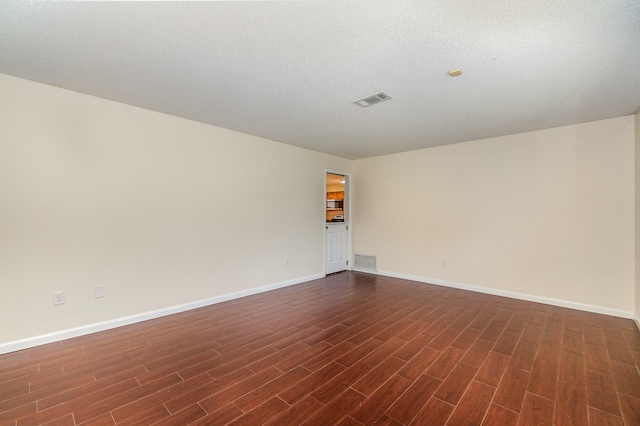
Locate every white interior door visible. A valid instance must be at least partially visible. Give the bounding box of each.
[325,223,348,274]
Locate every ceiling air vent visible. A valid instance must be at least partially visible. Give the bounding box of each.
[353,91,393,108]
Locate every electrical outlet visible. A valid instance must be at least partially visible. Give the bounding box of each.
[53,291,65,306]
[95,285,105,299]
[285,259,289,266]
[442,259,448,267]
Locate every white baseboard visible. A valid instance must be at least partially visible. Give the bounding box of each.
[0,273,324,355]
[634,313,640,332]
[361,269,635,320]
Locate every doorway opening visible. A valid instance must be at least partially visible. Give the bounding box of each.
[325,171,350,275]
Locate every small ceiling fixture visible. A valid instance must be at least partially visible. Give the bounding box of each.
[353,91,393,108]
[449,68,462,77]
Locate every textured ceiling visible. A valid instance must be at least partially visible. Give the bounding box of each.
[1,1,639,159]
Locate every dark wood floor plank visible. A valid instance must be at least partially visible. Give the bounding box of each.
[115,405,170,426]
[460,338,494,368]
[164,368,253,414]
[517,392,554,425]
[264,395,324,426]
[492,330,521,356]
[176,346,253,381]
[587,407,625,425]
[27,372,97,401]
[479,320,507,342]
[336,416,362,426]
[0,401,37,425]
[247,326,305,350]
[0,365,39,386]
[311,361,370,404]
[151,403,207,426]
[468,313,494,330]
[76,413,114,425]
[359,338,405,368]
[586,369,622,416]
[606,336,636,364]
[198,366,282,413]
[508,341,538,372]
[278,361,346,405]
[335,338,384,367]
[562,330,584,355]
[246,342,309,373]
[301,388,365,425]
[409,397,455,426]
[618,393,640,426]
[234,366,309,412]
[111,373,212,423]
[190,403,244,425]
[584,342,612,374]
[386,374,442,424]
[527,354,559,400]
[1,272,638,426]
[482,404,519,426]
[554,380,588,426]
[73,374,182,424]
[392,333,431,362]
[451,327,482,351]
[425,346,465,380]
[427,326,462,350]
[492,366,530,413]
[350,374,412,425]
[583,324,607,347]
[39,366,146,411]
[505,315,528,336]
[227,396,289,426]
[274,342,331,372]
[396,345,440,381]
[446,380,495,426]
[352,356,405,396]
[542,317,563,342]
[396,319,430,341]
[520,323,544,345]
[432,363,478,405]
[302,340,357,372]
[17,405,77,426]
[375,317,418,342]
[558,348,586,386]
[476,351,510,387]
[610,360,640,398]
[623,329,640,351]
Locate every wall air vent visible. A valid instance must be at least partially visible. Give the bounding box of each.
[353,92,393,108]
[354,254,377,271]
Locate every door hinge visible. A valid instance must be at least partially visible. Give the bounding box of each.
[346,260,349,265]
[346,225,349,231]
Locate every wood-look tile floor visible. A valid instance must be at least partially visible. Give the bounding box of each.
[1,272,640,425]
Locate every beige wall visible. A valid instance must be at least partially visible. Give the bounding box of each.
[1,71,637,348]
[0,74,350,345]
[636,110,640,325]
[353,116,635,314]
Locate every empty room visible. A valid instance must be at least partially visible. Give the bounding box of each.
[1,1,639,425]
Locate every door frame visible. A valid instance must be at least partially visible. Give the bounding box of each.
[324,169,352,275]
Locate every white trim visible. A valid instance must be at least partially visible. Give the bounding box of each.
[359,269,635,320]
[634,313,640,332]
[0,273,324,355]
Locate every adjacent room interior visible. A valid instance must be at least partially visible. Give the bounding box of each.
[1,1,639,425]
